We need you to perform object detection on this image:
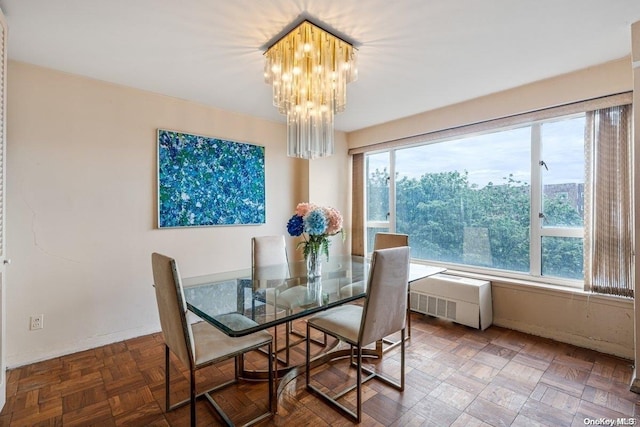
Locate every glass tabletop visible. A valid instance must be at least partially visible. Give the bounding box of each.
[182,255,444,337]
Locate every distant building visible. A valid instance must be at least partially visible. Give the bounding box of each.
[544,183,584,217]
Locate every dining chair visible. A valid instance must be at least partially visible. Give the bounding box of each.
[373,232,414,337]
[373,232,409,250]
[252,235,316,365]
[305,246,410,423]
[151,252,273,427]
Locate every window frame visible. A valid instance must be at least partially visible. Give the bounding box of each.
[354,93,632,289]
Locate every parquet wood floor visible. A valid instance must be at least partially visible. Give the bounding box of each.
[1,313,639,426]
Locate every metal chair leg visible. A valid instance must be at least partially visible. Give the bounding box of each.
[407,293,412,338]
[165,345,170,412]
[190,368,196,427]
[285,320,291,365]
[356,345,362,423]
[306,325,405,423]
[268,342,274,414]
[400,327,405,390]
[305,322,311,387]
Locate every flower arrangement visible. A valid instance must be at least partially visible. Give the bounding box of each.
[286,203,344,262]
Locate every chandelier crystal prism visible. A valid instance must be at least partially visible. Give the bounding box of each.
[264,20,358,159]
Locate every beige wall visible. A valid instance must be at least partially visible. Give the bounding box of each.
[6,61,339,366]
[6,54,637,366]
[308,141,352,258]
[348,57,636,359]
[349,57,632,148]
[493,282,633,358]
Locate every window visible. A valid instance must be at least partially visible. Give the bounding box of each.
[538,117,585,280]
[364,113,590,285]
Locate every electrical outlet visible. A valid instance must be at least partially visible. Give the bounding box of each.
[30,314,43,330]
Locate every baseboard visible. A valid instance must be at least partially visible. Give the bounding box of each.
[494,318,634,360]
[7,325,161,369]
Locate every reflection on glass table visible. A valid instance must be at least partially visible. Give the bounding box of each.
[182,255,445,338]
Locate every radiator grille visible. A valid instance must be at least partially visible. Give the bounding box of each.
[427,295,436,314]
[411,292,457,321]
[436,298,447,317]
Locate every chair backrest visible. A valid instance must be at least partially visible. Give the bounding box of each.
[252,235,290,282]
[359,247,410,347]
[151,252,194,368]
[374,232,409,250]
[252,235,288,266]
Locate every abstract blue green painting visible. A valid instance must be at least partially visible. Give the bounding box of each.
[157,129,265,227]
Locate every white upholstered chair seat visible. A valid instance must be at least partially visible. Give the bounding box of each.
[191,321,272,366]
[302,304,362,344]
[263,285,310,309]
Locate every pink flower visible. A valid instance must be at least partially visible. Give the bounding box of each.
[295,202,316,217]
[324,206,343,235]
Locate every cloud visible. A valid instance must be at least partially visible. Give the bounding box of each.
[370,116,585,188]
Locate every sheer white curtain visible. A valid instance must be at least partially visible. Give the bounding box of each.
[584,104,633,297]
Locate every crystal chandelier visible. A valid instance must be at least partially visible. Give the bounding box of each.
[264,20,358,159]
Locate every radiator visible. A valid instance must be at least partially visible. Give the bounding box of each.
[410,273,492,330]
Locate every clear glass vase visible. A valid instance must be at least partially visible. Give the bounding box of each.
[306,249,322,278]
[307,276,323,305]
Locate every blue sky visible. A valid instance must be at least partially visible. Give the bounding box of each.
[368,116,585,189]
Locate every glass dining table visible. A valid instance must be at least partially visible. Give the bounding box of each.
[182,254,445,400]
[182,254,445,339]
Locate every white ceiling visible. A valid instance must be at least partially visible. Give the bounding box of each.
[2,0,640,132]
